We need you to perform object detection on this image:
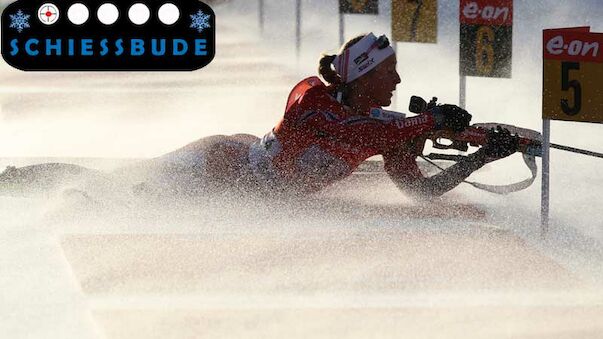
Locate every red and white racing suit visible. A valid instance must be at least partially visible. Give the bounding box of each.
[248,77,436,193]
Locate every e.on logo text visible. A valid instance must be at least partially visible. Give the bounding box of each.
[463,2,508,21]
[544,28,603,63]
[460,0,512,26]
[546,36,599,58]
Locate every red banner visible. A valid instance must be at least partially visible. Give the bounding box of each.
[543,27,603,63]
[460,0,513,26]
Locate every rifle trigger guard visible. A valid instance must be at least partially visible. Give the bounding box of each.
[433,138,469,152]
[433,139,449,150]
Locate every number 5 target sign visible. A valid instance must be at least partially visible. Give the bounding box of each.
[543,27,603,123]
[541,27,603,236]
[460,0,513,78]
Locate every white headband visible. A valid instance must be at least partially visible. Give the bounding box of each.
[332,33,395,84]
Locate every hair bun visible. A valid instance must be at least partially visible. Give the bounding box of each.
[318,54,342,85]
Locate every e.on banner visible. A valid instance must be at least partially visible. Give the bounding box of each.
[460,0,512,27]
[543,27,603,123]
[544,28,603,64]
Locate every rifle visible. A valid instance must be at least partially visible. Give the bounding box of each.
[406,96,602,194]
[410,96,603,160]
[407,96,543,194]
[409,96,542,158]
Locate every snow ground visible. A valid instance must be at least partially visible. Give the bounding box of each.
[1,1,603,338]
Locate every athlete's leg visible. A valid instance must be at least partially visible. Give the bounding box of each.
[203,134,259,189]
[0,163,102,196]
[125,134,260,195]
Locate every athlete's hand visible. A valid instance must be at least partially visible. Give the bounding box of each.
[430,104,472,132]
[482,126,520,159]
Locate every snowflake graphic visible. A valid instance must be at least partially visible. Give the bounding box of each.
[190,10,211,33]
[9,10,31,33]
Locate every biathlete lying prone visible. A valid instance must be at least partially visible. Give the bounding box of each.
[156,32,519,197]
[0,33,520,199]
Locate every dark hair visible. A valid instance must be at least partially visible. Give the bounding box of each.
[318,34,367,105]
[318,54,340,85]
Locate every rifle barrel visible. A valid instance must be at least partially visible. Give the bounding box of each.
[550,143,603,159]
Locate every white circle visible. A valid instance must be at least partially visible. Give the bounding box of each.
[68,3,89,25]
[158,3,179,25]
[128,3,150,25]
[97,3,119,25]
[38,3,60,25]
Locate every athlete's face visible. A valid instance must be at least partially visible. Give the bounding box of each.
[357,55,401,107]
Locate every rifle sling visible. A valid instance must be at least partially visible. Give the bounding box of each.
[422,152,538,195]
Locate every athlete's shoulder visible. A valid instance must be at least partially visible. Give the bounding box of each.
[285,76,336,112]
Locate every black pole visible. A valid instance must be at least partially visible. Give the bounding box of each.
[258,0,264,34]
[339,11,344,46]
[295,0,301,59]
[551,143,603,159]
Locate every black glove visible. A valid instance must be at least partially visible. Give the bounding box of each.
[430,104,472,132]
[482,126,520,159]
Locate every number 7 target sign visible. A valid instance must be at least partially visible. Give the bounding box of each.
[392,0,437,43]
[460,0,513,78]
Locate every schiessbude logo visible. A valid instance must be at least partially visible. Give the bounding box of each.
[1,0,215,71]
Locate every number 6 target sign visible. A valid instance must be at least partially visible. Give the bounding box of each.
[460,0,513,78]
[543,27,603,123]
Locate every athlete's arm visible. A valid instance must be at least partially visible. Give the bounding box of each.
[293,91,470,152]
[383,139,488,198]
[300,109,436,151]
